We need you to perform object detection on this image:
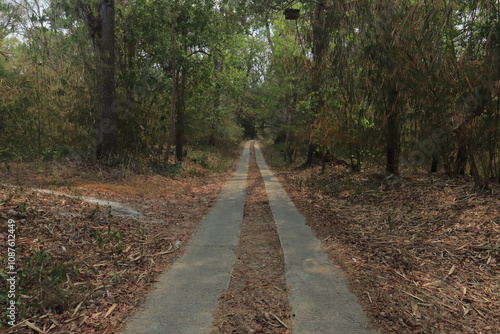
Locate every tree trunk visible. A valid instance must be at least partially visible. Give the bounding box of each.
[78,0,118,160]
[164,0,178,165]
[284,104,293,162]
[306,0,326,166]
[165,67,177,164]
[96,0,117,160]
[175,66,187,162]
[306,143,317,166]
[469,151,488,189]
[454,125,468,175]
[491,86,500,180]
[386,88,400,175]
[430,155,438,173]
[211,51,224,147]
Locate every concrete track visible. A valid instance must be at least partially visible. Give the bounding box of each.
[123,142,374,334]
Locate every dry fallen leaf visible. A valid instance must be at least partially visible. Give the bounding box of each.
[104,304,118,319]
[411,300,421,319]
[25,320,46,333]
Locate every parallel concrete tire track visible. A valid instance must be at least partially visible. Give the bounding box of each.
[255,143,374,334]
[123,141,374,334]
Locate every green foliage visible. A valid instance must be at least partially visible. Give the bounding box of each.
[92,214,124,249]
[387,214,393,232]
[25,242,51,279]
[92,229,123,249]
[17,202,27,217]
[189,152,210,168]
[86,206,99,221]
[152,159,185,178]
[0,0,498,186]
[257,0,500,185]
[49,263,67,284]
[0,192,13,205]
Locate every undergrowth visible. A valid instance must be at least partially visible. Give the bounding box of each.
[263,143,382,197]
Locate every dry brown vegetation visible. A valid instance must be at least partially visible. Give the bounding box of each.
[0,150,239,333]
[2,142,499,334]
[263,145,500,334]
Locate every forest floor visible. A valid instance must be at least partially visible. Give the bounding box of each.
[262,145,500,334]
[0,143,499,334]
[0,149,240,333]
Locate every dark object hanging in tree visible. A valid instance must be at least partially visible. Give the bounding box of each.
[284,8,300,20]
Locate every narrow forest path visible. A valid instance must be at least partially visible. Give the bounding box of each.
[123,141,374,334]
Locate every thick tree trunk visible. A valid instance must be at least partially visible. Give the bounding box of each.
[386,88,400,175]
[469,151,488,189]
[211,52,224,147]
[96,0,117,159]
[306,143,317,166]
[490,93,499,180]
[78,0,118,160]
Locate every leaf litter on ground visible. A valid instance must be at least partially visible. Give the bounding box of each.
[0,151,240,333]
[263,145,500,334]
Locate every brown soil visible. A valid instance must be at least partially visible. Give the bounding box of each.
[212,144,292,334]
[0,150,240,334]
[262,145,500,334]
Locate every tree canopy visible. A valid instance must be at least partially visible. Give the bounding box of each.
[1,0,499,186]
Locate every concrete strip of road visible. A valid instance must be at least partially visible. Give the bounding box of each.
[255,144,376,334]
[123,142,250,334]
